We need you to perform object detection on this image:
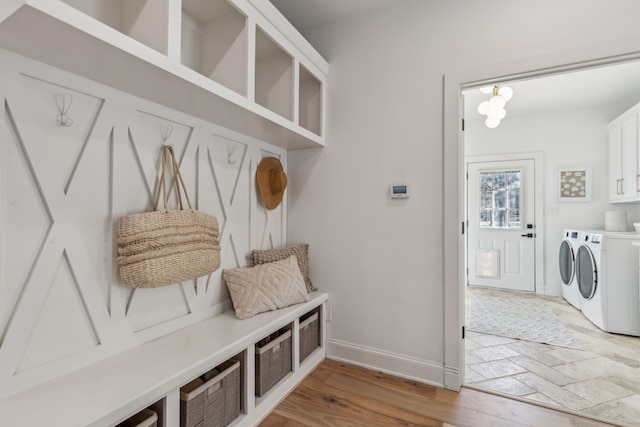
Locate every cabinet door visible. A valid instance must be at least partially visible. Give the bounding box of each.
[609,123,623,202]
[622,115,639,200]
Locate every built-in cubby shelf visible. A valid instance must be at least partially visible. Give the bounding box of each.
[255,26,293,121]
[0,0,327,149]
[299,64,323,136]
[60,0,170,55]
[181,0,247,96]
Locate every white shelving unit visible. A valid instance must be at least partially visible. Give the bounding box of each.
[0,0,329,424]
[0,0,327,149]
[0,293,328,427]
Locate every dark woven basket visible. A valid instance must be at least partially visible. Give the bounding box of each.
[299,311,319,363]
[180,359,241,427]
[116,408,157,427]
[255,329,292,397]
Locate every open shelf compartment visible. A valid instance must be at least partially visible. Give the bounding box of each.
[181,0,248,96]
[255,26,293,121]
[298,64,323,136]
[60,0,169,55]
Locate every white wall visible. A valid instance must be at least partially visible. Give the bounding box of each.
[287,0,640,387]
[465,107,640,296]
[0,49,286,398]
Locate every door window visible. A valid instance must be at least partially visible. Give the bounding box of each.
[558,240,574,285]
[479,170,521,228]
[576,246,596,299]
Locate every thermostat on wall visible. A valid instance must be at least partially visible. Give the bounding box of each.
[389,184,410,199]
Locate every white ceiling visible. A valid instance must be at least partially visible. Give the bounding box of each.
[269,1,640,122]
[269,0,394,33]
[463,60,640,124]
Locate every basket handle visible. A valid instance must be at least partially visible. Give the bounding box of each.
[153,146,193,211]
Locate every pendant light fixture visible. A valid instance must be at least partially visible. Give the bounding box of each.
[477,85,513,128]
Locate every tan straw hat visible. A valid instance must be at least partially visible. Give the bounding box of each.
[256,157,287,210]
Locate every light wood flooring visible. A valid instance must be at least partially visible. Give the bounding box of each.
[260,358,616,427]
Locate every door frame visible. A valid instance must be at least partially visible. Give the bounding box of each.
[442,38,640,391]
[464,153,544,294]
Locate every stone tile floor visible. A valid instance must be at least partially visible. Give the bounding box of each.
[465,287,640,427]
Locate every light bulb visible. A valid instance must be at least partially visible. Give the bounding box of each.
[485,117,500,128]
[479,86,494,94]
[487,108,506,120]
[477,101,489,115]
[488,94,506,110]
[498,86,513,102]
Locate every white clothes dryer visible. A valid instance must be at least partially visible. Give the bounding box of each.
[559,229,581,310]
[575,231,640,336]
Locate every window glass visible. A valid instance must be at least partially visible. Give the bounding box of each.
[508,172,520,189]
[479,170,522,229]
[509,190,520,209]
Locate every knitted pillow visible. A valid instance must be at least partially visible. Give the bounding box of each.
[247,244,315,292]
[223,255,310,320]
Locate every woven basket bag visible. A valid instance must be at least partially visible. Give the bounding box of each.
[117,145,221,288]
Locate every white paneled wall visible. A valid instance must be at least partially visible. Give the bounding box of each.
[0,49,286,399]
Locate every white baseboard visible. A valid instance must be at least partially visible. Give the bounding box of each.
[326,339,444,388]
[444,364,461,390]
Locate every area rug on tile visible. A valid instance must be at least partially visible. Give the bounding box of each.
[468,293,583,350]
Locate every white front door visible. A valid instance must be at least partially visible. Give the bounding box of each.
[467,159,536,292]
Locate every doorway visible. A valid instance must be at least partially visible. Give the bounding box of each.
[445,50,640,425]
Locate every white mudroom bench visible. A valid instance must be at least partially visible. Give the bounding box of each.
[0,292,328,427]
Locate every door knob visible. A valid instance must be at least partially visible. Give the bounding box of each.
[521,233,535,238]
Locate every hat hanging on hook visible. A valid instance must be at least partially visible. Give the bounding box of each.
[256,157,287,210]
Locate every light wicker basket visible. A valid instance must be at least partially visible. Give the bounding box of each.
[180,359,241,427]
[116,408,157,427]
[255,328,292,397]
[299,311,320,363]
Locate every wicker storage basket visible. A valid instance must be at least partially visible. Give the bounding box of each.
[116,408,157,427]
[180,359,241,427]
[299,311,320,363]
[255,329,292,397]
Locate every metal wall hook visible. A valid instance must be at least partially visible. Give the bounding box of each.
[227,143,237,164]
[55,93,73,127]
[161,124,173,146]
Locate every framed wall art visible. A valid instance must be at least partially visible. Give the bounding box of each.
[555,166,592,202]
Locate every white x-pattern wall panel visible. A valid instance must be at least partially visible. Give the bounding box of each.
[0,49,286,399]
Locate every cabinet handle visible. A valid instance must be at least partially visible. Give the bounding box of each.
[637,174,640,193]
[617,179,622,195]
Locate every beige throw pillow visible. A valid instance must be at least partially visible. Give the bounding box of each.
[247,243,315,292]
[223,255,310,320]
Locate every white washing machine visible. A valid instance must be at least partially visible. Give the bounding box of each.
[575,231,640,336]
[559,229,581,310]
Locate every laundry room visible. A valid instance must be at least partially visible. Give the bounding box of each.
[462,61,640,422]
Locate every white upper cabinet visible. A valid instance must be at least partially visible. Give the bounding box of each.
[609,106,640,203]
[0,0,327,149]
